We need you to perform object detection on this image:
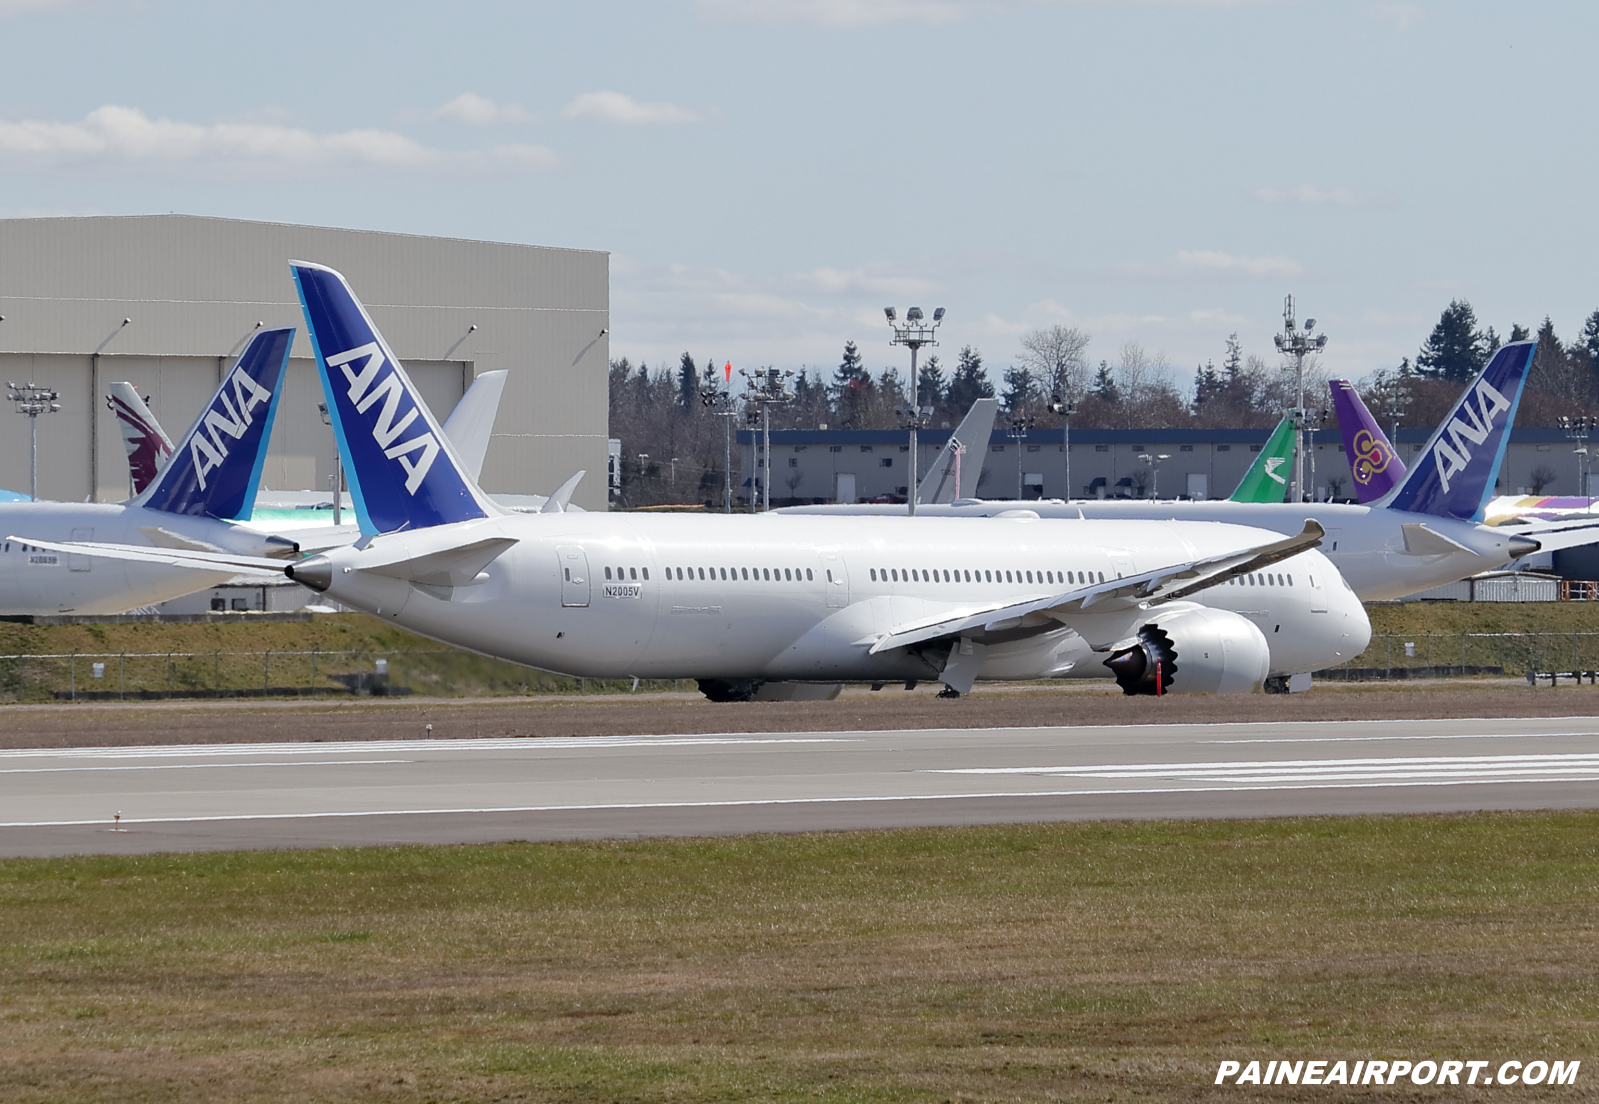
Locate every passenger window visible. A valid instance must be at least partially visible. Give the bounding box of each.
[784,568,792,581]
[1287,575,1293,586]
[742,567,749,580]
[891,569,898,581]
[564,568,571,581]
[806,568,813,581]
[763,568,770,580]
[827,570,834,582]
[604,567,613,580]
[642,568,649,580]
[629,567,637,580]
[870,568,877,581]
[1006,571,1013,583]
[1026,571,1033,583]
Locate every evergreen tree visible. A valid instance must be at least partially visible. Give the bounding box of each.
[1090,360,1120,404]
[1222,333,1243,377]
[1000,365,1039,415]
[917,354,946,407]
[1416,299,1487,383]
[1510,323,1531,342]
[677,352,699,411]
[945,345,995,411]
[1193,360,1223,411]
[1580,310,1599,365]
[830,340,873,426]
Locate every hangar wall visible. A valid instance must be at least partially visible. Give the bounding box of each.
[0,215,609,509]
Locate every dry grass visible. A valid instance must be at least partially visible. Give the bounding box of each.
[2,813,1597,1101]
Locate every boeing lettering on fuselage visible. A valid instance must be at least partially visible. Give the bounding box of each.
[190,365,274,491]
[1433,377,1510,494]
[325,342,440,495]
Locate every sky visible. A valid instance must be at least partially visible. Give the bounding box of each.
[1,0,1594,393]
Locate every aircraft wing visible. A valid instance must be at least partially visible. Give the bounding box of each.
[1496,515,1599,554]
[5,536,289,578]
[868,521,1324,655]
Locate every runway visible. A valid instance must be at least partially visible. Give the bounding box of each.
[4,714,1599,856]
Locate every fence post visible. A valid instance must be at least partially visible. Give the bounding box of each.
[214,651,220,695]
[166,652,172,698]
[264,649,270,694]
[1461,632,1466,675]
[71,652,76,701]
[119,653,124,701]
[311,647,317,694]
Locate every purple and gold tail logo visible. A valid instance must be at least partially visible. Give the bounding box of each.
[1351,428,1392,485]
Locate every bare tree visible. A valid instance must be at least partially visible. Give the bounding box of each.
[1016,325,1091,423]
[1529,464,1559,494]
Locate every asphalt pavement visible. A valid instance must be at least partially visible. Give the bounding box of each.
[3,714,1598,856]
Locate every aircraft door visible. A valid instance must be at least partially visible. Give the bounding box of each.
[557,545,590,607]
[68,528,93,573]
[1108,548,1136,579]
[821,552,849,607]
[1307,571,1328,613]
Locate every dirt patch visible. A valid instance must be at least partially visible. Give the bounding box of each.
[3,678,1598,749]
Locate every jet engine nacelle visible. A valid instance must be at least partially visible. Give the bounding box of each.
[1103,606,1270,695]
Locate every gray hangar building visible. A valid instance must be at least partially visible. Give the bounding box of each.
[0,215,610,510]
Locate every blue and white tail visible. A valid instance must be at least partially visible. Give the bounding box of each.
[290,261,493,536]
[1380,341,1535,521]
[135,326,293,520]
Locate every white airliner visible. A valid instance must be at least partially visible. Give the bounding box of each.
[0,328,304,615]
[785,342,1599,602]
[18,263,1370,697]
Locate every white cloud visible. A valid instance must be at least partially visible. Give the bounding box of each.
[430,93,533,127]
[562,91,703,126]
[0,105,564,177]
[0,0,71,14]
[700,0,1274,29]
[1371,2,1422,31]
[1173,250,1303,277]
[1252,183,1374,207]
[791,264,943,299]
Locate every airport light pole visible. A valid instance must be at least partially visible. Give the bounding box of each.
[1137,452,1171,500]
[740,367,794,511]
[1373,359,1413,445]
[1007,408,1035,500]
[1048,393,1076,500]
[1273,295,1328,503]
[885,306,944,515]
[701,381,737,513]
[317,402,343,527]
[8,382,61,501]
[1559,415,1595,500]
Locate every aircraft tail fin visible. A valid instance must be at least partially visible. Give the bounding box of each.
[134,327,293,520]
[291,262,494,536]
[1229,416,1296,503]
[1380,341,1535,521]
[919,398,998,504]
[441,369,507,482]
[108,381,175,495]
[1328,379,1406,503]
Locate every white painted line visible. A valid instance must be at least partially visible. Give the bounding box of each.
[925,753,1599,776]
[0,735,855,760]
[1206,731,1599,745]
[2,772,1595,829]
[0,760,411,775]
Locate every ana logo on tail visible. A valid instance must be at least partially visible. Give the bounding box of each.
[325,342,441,495]
[1433,378,1511,495]
[190,366,273,491]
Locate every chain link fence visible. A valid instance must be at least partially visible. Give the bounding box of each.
[0,650,682,703]
[1321,632,1599,682]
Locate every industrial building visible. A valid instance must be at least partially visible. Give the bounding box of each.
[0,215,609,510]
[738,425,1598,505]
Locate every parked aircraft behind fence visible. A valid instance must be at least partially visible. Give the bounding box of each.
[16,264,1371,697]
[0,328,302,615]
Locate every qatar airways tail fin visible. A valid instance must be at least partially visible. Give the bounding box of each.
[133,327,293,520]
[1229,416,1296,503]
[920,398,998,503]
[291,262,495,536]
[1328,379,1406,503]
[1380,341,1535,521]
[108,382,175,495]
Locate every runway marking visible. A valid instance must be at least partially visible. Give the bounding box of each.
[1205,732,1599,745]
[0,760,411,775]
[925,753,1599,785]
[3,771,1597,829]
[0,735,855,761]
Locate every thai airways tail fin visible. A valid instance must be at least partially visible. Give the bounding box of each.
[919,398,998,504]
[1380,341,1535,521]
[108,381,175,495]
[133,327,293,520]
[290,261,494,536]
[1229,416,1296,503]
[1328,379,1406,503]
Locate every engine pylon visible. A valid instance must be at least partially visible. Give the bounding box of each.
[1103,623,1179,696]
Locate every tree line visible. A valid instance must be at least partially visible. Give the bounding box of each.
[609,301,1599,506]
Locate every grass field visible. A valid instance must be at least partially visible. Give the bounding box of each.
[3,812,1596,1101]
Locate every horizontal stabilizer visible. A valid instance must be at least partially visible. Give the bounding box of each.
[869,522,1324,654]
[1400,522,1476,557]
[362,535,518,588]
[6,535,289,578]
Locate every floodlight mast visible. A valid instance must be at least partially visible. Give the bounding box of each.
[1272,294,1328,502]
[8,381,62,501]
[701,370,738,513]
[886,306,945,515]
[740,367,794,511]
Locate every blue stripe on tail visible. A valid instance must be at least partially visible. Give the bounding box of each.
[290,262,490,536]
[137,327,293,519]
[1381,341,1535,521]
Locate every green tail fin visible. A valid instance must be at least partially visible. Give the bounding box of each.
[1230,417,1296,503]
